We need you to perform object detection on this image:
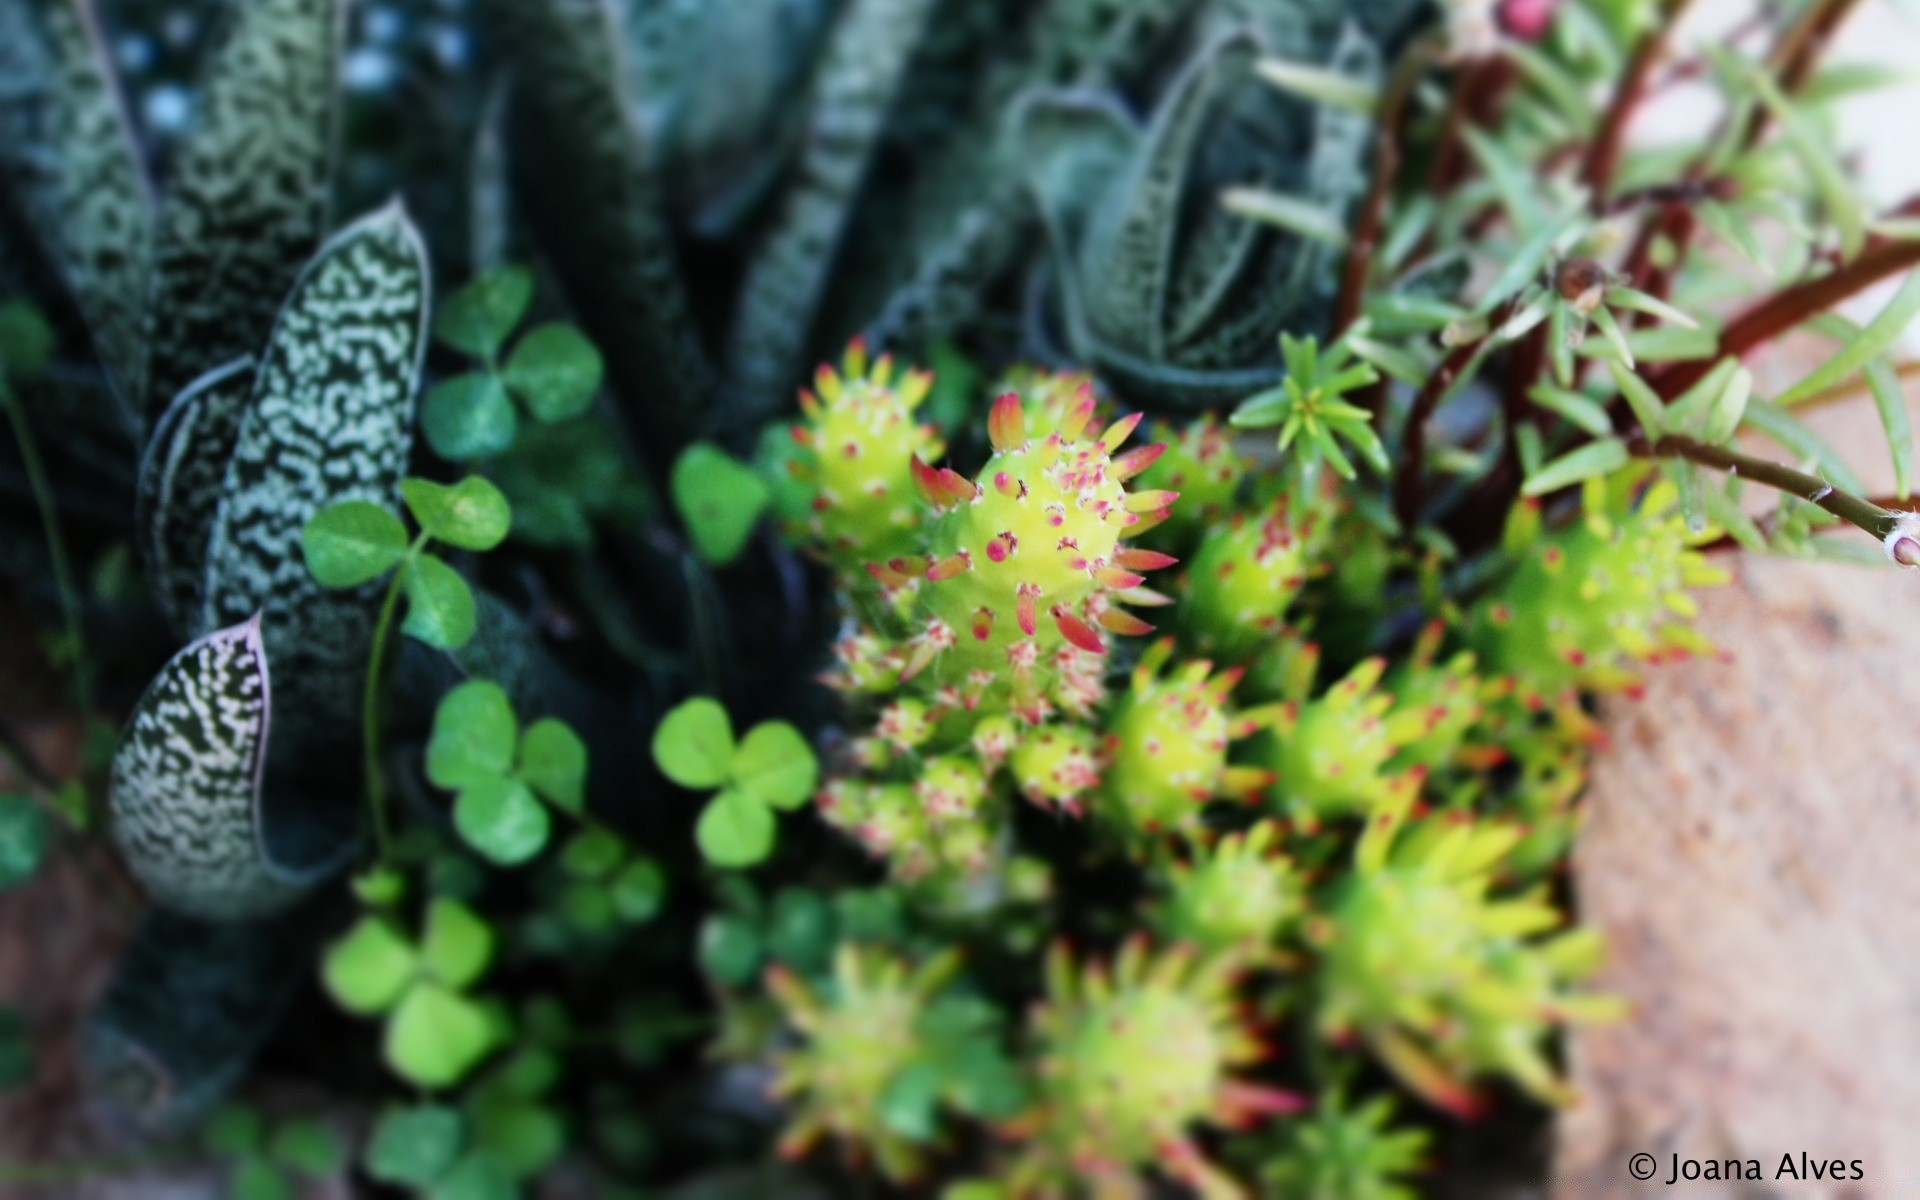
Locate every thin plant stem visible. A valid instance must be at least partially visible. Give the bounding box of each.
[1638,431,1900,538]
[1336,32,1442,336]
[363,534,429,859]
[1581,0,1695,209]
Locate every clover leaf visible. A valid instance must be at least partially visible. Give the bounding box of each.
[402,477,513,552]
[425,683,592,867]
[502,324,604,423]
[301,502,409,588]
[435,265,533,361]
[670,442,771,566]
[365,1104,467,1187]
[402,554,479,651]
[424,373,519,461]
[652,698,818,869]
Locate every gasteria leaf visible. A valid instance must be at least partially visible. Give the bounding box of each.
[136,357,256,638]
[199,202,428,741]
[108,614,300,920]
[0,0,154,412]
[141,0,343,428]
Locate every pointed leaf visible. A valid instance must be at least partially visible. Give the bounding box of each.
[0,0,154,409]
[1521,437,1630,497]
[143,0,343,426]
[1700,365,1753,445]
[108,615,300,920]
[1865,355,1913,499]
[137,358,256,636]
[1775,266,1920,408]
[1607,360,1666,440]
[200,203,428,742]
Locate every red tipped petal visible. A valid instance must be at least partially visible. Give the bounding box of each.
[1113,548,1178,571]
[1099,410,1144,450]
[1017,585,1039,636]
[1096,608,1155,636]
[971,607,994,641]
[1110,441,1167,481]
[936,467,979,504]
[1093,565,1146,590]
[927,552,972,581]
[1117,585,1176,607]
[988,392,1026,451]
[910,455,944,506]
[1060,385,1096,441]
[1127,507,1173,535]
[1125,489,1180,513]
[865,561,910,587]
[1052,605,1105,653]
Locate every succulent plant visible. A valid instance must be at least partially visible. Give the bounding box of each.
[1153,821,1303,962]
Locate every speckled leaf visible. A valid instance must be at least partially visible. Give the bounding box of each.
[142,0,343,432]
[0,0,154,412]
[136,356,256,638]
[486,0,717,467]
[722,0,940,420]
[109,614,297,921]
[200,202,428,739]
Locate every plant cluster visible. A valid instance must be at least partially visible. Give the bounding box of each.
[0,0,1917,1197]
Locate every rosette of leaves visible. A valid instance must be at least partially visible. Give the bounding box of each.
[1258,1088,1430,1200]
[1021,21,1378,408]
[322,896,502,1089]
[423,678,590,867]
[651,697,818,868]
[421,264,607,462]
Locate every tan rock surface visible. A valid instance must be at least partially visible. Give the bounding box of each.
[1553,554,1920,1200]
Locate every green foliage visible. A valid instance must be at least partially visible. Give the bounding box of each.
[1230,332,1387,482]
[366,1104,468,1187]
[0,794,49,890]
[652,697,816,868]
[671,442,772,566]
[424,266,607,463]
[202,1105,346,1199]
[426,681,592,866]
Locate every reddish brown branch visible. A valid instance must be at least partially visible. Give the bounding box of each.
[1336,35,1442,336]
[1580,0,1695,210]
[1394,300,1518,531]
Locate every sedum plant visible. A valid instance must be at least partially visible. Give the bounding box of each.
[2,0,1919,1197]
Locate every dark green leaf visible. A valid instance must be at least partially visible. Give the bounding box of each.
[695,789,774,868]
[423,374,519,462]
[0,794,49,891]
[560,829,625,880]
[502,323,604,422]
[766,888,831,970]
[671,442,771,566]
[611,859,666,924]
[518,718,587,813]
[454,778,551,867]
[0,303,55,381]
[426,1152,516,1200]
[697,913,763,986]
[108,616,298,920]
[651,697,734,789]
[205,1104,268,1155]
[403,477,513,552]
[231,1158,292,1200]
[302,501,409,587]
[436,266,533,360]
[268,1119,345,1177]
[365,1104,466,1187]
[137,358,256,636]
[142,0,341,426]
[427,680,518,791]
[470,1096,564,1179]
[404,554,479,651]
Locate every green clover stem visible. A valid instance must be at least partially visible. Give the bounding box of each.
[364,533,432,859]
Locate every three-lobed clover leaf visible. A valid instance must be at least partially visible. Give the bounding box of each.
[652,698,818,869]
[321,898,501,1089]
[670,443,772,567]
[401,477,514,552]
[203,1105,346,1200]
[426,681,592,866]
[365,1103,467,1187]
[301,501,409,588]
[425,265,606,462]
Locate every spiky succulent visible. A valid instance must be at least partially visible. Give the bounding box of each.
[1258,657,1431,824]
[1180,492,1327,662]
[1134,416,1253,553]
[766,945,963,1182]
[1259,1089,1431,1200]
[1099,638,1271,839]
[1311,791,1623,1115]
[1154,821,1303,962]
[783,339,943,573]
[1466,471,1727,702]
[1014,938,1298,1199]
